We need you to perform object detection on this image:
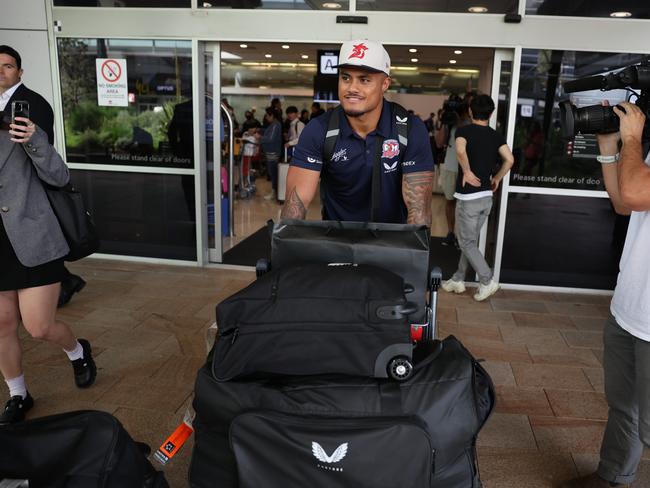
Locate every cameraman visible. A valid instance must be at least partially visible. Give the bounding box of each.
[560,101,650,488]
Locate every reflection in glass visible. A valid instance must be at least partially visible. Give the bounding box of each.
[69,170,197,260]
[57,38,193,168]
[199,0,349,9]
[510,49,648,190]
[54,0,190,6]
[526,0,650,18]
[357,0,516,13]
[501,194,626,289]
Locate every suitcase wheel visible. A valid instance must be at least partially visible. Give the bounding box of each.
[387,356,413,381]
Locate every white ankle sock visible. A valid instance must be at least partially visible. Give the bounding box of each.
[64,341,84,361]
[5,374,27,399]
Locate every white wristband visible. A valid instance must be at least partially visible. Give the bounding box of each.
[596,153,619,164]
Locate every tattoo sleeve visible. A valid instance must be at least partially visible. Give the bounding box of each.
[402,171,434,227]
[281,187,308,220]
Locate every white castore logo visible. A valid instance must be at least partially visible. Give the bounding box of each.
[383,161,398,172]
[312,442,348,464]
[396,115,408,124]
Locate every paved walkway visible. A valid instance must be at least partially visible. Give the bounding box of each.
[5,259,649,487]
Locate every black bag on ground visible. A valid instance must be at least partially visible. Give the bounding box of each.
[190,335,496,488]
[271,219,431,323]
[0,410,168,488]
[212,262,417,381]
[45,183,100,261]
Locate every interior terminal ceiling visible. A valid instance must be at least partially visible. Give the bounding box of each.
[221,43,490,93]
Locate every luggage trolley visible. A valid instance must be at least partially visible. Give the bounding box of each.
[256,219,443,381]
[237,136,259,199]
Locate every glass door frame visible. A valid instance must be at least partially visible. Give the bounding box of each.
[488,47,522,283]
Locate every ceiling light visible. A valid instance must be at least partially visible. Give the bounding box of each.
[265,54,272,58]
[454,50,463,55]
[411,58,418,62]
[449,59,457,64]
[202,2,212,6]
[468,6,488,13]
[301,54,309,59]
[240,44,248,48]
[259,85,268,89]
[409,48,417,53]
[438,68,480,74]
[322,2,342,8]
[282,45,290,49]
[610,11,632,18]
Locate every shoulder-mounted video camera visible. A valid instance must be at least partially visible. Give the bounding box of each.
[559,59,650,138]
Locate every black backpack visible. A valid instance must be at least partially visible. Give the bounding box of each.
[320,102,411,221]
[0,410,168,488]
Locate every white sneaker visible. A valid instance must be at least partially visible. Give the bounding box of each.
[263,190,276,201]
[473,280,499,302]
[442,279,466,294]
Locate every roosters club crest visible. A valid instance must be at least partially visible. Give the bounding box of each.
[382,139,400,159]
[348,43,368,60]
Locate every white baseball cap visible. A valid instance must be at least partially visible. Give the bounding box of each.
[336,40,391,76]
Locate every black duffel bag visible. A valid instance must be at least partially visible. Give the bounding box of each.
[0,410,168,488]
[190,336,495,488]
[271,219,431,324]
[212,262,419,382]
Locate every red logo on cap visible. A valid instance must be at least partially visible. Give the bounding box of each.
[348,43,368,60]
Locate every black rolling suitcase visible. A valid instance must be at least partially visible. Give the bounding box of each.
[267,219,442,341]
[212,262,421,381]
[190,336,495,488]
[0,410,168,488]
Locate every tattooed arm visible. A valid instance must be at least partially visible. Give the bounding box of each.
[402,171,434,226]
[280,166,320,219]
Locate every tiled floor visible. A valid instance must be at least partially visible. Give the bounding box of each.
[5,259,650,487]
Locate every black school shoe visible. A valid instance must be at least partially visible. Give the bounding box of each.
[58,273,87,308]
[71,339,97,388]
[0,392,34,425]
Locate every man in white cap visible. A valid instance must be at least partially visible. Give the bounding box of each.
[281,40,434,225]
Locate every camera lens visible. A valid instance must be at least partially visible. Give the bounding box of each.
[559,101,619,136]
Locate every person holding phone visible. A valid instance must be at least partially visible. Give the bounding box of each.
[0,45,97,425]
[0,45,87,308]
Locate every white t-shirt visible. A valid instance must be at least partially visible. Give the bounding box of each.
[610,155,650,341]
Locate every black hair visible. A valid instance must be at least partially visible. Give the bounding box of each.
[265,107,275,118]
[311,102,321,109]
[0,45,21,70]
[286,106,298,114]
[470,94,495,121]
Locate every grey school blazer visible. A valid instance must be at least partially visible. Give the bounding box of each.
[0,126,70,267]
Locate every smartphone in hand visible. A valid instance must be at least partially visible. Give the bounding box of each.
[11,100,30,127]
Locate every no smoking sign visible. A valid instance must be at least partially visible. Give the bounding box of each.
[96,58,128,107]
[101,59,122,83]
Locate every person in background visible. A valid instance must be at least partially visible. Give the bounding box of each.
[259,107,283,201]
[285,106,305,151]
[300,109,310,125]
[241,110,261,132]
[442,94,514,302]
[310,102,325,120]
[0,45,97,424]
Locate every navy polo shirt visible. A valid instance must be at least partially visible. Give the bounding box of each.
[290,100,434,223]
